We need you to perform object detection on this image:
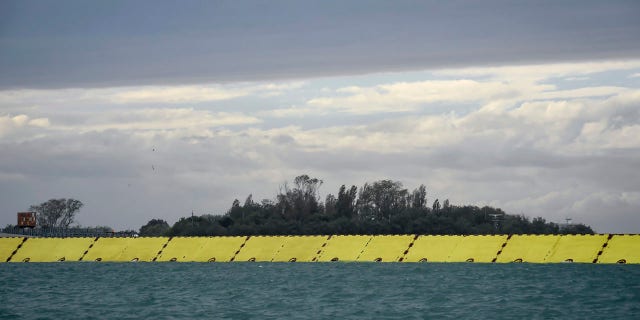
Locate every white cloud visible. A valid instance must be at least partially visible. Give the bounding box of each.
[1,60,639,232]
[301,90,640,154]
[305,60,640,115]
[0,81,306,107]
[307,79,528,114]
[59,108,262,134]
[260,106,319,118]
[0,114,51,138]
[110,86,249,104]
[28,118,50,127]
[434,60,640,80]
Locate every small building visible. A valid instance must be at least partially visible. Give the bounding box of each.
[17,212,36,228]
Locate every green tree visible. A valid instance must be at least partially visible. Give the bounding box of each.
[336,185,358,218]
[432,199,441,213]
[151,175,595,236]
[324,194,337,216]
[277,175,323,221]
[169,214,227,236]
[30,198,83,228]
[357,180,408,222]
[410,185,427,209]
[139,219,170,236]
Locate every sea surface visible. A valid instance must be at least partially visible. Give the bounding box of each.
[1,263,639,319]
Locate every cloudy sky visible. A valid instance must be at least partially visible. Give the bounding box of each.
[1,0,640,233]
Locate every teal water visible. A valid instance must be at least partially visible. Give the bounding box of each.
[1,263,639,319]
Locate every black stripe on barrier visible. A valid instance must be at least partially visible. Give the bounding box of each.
[153,237,173,262]
[593,234,612,263]
[230,236,250,262]
[79,237,99,261]
[6,237,28,262]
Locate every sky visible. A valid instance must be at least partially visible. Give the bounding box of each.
[1,0,640,233]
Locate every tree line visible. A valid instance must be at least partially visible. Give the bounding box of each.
[140,175,594,236]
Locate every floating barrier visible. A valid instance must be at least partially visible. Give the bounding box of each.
[544,234,609,263]
[272,236,330,262]
[1,234,638,263]
[448,235,508,263]
[81,237,169,262]
[597,234,640,264]
[403,235,463,262]
[10,237,95,262]
[357,235,415,262]
[156,236,247,262]
[1,237,26,262]
[233,236,288,262]
[495,235,560,263]
[315,235,371,262]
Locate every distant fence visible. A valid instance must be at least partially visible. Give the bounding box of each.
[1,227,137,238]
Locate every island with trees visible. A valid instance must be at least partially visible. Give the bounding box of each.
[139,175,594,237]
[2,175,593,237]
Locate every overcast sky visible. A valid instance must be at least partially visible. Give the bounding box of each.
[1,1,640,233]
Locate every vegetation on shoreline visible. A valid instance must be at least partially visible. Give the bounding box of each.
[139,175,594,236]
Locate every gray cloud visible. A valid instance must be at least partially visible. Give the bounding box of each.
[1,9,639,237]
[1,0,639,89]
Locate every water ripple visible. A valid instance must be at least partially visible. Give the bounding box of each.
[1,263,639,319]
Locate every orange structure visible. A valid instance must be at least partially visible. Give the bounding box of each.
[17,212,36,228]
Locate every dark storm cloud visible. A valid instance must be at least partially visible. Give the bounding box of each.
[1,0,639,88]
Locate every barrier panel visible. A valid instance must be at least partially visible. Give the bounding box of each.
[0,237,24,262]
[598,234,640,264]
[316,235,372,262]
[2,234,638,263]
[82,237,169,262]
[10,237,95,262]
[403,235,463,262]
[272,236,330,262]
[156,236,247,262]
[447,235,508,262]
[544,234,608,263]
[496,235,560,263]
[357,235,414,262]
[233,236,287,262]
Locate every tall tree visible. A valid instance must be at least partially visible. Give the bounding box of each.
[411,185,427,209]
[357,180,408,222]
[277,175,323,220]
[336,185,358,218]
[30,198,83,228]
[432,199,441,212]
[244,194,254,208]
[325,194,337,216]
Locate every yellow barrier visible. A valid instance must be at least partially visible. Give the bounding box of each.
[404,235,463,262]
[82,237,169,262]
[0,237,24,262]
[2,234,637,263]
[272,236,329,262]
[496,235,560,263]
[447,235,508,262]
[598,234,640,264]
[357,235,414,262]
[316,235,371,262]
[156,236,247,262]
[10,237,95,262]
[544,234,608,263]
[233,236,287,262]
